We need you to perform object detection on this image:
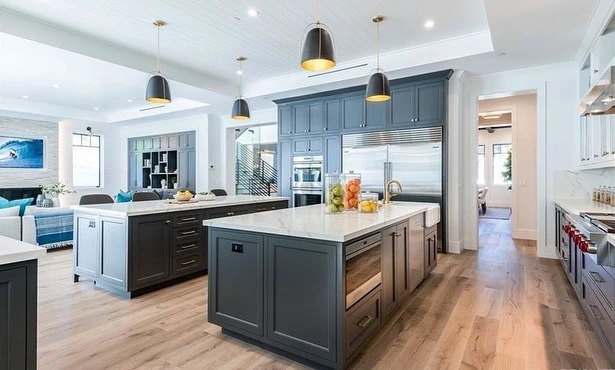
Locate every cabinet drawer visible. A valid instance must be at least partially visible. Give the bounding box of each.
[583,253,615,312]
[173,237,201,254]
[253,201,288,213]
[582,277,615,351]
[172,211,202,227]
[205,205,252,219]
[346,232,381,255]
[345,288,381,357]
[173,253,203,277]
[173,225,200,240]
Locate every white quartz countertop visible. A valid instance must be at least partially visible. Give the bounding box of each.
[71,195,289,217]
[203,202,439,242]
[0,235,46,266]
[553,198,615,215]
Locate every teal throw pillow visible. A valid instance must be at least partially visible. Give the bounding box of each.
[0,196,8,205]
[115,190,132,203]
[0,198,34,216]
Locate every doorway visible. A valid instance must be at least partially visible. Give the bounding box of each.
[475,92,538,248]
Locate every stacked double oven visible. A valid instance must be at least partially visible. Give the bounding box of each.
[292,155,323,207]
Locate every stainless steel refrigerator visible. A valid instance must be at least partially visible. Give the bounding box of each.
[342,126,446,251]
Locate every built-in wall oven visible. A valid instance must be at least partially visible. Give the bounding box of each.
[345,233,382,309]
[292,155,323,207]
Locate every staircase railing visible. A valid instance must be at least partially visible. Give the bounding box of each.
[236,142,278,196]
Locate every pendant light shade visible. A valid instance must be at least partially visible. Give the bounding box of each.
[231,98,250,120]
[231,56,250,120]
[366,71,390,102]
[146,20,171,104]
[301,25,336,71]
[366,15,390,102]
[146,75,171,104]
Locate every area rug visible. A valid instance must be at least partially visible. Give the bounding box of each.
[479,207,511,220]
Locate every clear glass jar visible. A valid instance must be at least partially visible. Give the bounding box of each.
[341,171,362,211]
[324,173,345,214]
[358,192,379,213]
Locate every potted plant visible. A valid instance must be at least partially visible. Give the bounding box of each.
[502,151,512,190]
[40,182,75,207]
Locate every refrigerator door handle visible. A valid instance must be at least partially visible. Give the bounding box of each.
[383,162,388,192]
[388,162,392,183]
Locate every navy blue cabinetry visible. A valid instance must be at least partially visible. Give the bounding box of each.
[324,135,341,174]
[279,105,293,137]
[366,100,390,130]
[341,93,365,131]
[391,81,444,127]
[324,98,341,132]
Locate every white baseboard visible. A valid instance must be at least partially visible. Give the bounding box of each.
[538,245,558,259]
[448,239,467,253]
[512,229,537,240]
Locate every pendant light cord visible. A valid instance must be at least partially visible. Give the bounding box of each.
[316,0,320,24]
[238,59,243,97]
[376,20,380,71]
[156,24,161,73]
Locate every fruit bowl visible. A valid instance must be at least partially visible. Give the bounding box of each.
[173,192,193,202]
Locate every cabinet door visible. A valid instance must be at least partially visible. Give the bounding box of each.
[342,94,365,131]
[324,98,341,132]
[293,138,308,154]
[178,150,188,189]
[365,100,389,129]
[308,137,323,153]
[415,82,444,126]
[381,225,397,318]
[391,86,415,127]
[279,105,293,136]
[186,132,196,148]
[324,136,341,174]
[580,116,588,164]
[143,137,154,150]
[128,139,137,152]
[0,266,28,370]
[186,150,196,189]
[308,101,324,133]
[136,153,143,188]
[395,222,410,301]
[266,237,338,361]
[128,154,138,188]
[99,217,127,288]
[135,139,144,152]
[129,214,171,290]
[209,230,264,336]
[168,135,179,149]
[294,104,310,135]
[75,214,99,277]
[278,139,292,197]
[155,136,166,149]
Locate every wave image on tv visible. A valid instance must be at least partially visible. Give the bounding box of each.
[0,136,44,168]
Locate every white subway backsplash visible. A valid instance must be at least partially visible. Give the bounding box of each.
[553,168,615,199]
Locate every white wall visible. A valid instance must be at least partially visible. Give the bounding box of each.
[462,62,579,259]
[477,127,513,208]
[58,121,122,205]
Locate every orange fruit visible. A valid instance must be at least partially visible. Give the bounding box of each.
[353,178,361,185]
[347,181,354,186]
[348,198,358,207]
[348,184,360,193]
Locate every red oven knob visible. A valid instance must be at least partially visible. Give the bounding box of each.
[580,241,588,252]
[573,235,581,245]
[568,230,575,238]
[564,225,571,233]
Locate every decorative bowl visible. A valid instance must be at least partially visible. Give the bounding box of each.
[173,193,193,202]
[194,193,216,201]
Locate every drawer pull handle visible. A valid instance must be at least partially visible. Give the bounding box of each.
[589,304,605,321]
[256,208,267,212]
[181,230,196,235]
[181,260,196,266]
[166,220,171,224]
[395,233,402,237]
[180,244,196,250]
[227,212,235,216]
[357,315,374,328]
[181,217,197,222]
[589,271,605,283]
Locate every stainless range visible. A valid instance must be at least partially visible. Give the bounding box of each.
[565,212,615,267]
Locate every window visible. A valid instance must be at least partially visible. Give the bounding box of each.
[477,145,485,184]
[493,143,512,185]
[73,133,100,187]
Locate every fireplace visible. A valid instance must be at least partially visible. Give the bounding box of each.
[0,187,42,204]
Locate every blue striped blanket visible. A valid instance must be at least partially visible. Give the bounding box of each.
[34,210,74,247]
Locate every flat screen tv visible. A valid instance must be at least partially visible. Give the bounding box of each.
[0,136,44,169]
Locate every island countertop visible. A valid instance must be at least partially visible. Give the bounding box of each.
[203,202,439,242]
[0,235,46,266]
[71,195,289,217]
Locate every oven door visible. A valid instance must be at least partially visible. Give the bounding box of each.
[345,239,382,309]
[293,163,323,189]
[293,189,322,207]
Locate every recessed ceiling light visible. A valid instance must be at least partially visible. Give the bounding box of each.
[236,70,243,75]
[247,9,259,17]
[22,95,29,99]
[93,107,100,110]
[127,99,133,103]
[424,20,435,29]
[52,84,60,89]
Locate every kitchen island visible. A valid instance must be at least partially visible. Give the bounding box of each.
[1,236,46,370]
[204,202,439,369]
[71,195,288,298]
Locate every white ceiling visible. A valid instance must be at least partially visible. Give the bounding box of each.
[0,0,605,123]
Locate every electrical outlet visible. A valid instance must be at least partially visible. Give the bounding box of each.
[231,243,243,253]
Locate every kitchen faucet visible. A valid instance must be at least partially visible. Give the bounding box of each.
[384,180,402,204]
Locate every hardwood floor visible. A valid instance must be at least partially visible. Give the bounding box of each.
[37,218,613,369]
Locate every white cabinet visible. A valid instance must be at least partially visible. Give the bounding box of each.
[580,115,615,169]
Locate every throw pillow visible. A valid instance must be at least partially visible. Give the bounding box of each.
[0,196,8,206]
[0,205,20,217]
[0,198,33,216]
[115,190,133,203]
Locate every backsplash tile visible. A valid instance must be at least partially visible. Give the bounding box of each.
[554,168,615,199]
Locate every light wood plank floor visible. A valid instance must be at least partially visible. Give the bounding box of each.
[37,218,613,369]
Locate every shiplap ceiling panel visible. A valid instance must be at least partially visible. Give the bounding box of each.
[0,0,489,83]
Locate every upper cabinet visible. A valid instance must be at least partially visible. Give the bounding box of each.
[279,105,293,137]
[580,115,615,169]
[391,81,444,127]
[323,98,341,132]
[341,93,366,131]
[293,101,323,135]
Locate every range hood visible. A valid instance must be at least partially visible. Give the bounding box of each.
[580,66,615,116]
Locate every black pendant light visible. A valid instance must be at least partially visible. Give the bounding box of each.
[366,16,391,102]
[146,20,171,104]
[231,56,250,120]
[301,0,336,71]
